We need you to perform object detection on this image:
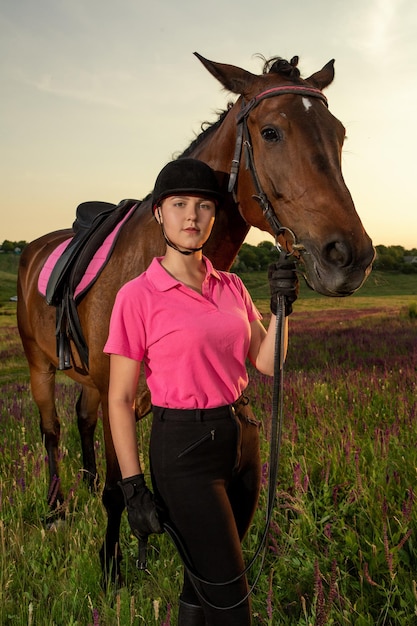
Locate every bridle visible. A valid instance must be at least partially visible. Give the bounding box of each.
[228,84,328,252]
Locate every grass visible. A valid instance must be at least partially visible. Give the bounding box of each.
[237,269,417,314]
[1,257,417,624]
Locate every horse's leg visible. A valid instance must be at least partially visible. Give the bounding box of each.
[99,399,125,586]
[28,357,64,508]
[76,385,100,491]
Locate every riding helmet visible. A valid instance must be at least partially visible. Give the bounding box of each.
[151,158,223,211]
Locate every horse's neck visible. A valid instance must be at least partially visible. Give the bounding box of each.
[188,107,250,271]
[202,199,249,271]
[112,206,165,279]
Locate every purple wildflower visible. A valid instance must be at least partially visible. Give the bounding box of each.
[402,488,414,522]
[161,604,172,626]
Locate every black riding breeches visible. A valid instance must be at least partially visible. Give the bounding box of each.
[150,404,261,626]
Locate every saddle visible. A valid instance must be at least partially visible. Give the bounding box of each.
[45,198,139,371]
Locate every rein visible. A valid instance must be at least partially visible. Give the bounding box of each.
[158,294,287,612]
[228,84,328,246]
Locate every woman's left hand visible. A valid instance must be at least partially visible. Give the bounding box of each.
[268,257,299,316]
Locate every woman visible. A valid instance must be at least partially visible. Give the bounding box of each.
[104,158,298,625]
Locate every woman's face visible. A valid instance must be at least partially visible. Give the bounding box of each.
[157,195,216,251]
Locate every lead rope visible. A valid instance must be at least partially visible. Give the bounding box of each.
[156,291,287,611]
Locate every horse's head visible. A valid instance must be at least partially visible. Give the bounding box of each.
[195,53,375,297]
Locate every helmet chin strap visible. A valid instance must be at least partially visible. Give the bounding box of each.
[161,225,203,256]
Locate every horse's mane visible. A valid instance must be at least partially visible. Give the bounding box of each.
[180,104,233,158]
[259,54,301,78]
[180,55,300,159]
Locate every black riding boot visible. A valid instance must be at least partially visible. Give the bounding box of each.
[178,600,206,626]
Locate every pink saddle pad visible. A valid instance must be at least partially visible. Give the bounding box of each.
[38,205,135,300]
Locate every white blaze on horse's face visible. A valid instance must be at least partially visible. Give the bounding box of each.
[302,97,313,112]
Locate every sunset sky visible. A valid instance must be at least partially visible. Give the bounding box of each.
[1,0,416,249]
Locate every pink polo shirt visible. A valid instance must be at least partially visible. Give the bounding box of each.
[104,256,262,409]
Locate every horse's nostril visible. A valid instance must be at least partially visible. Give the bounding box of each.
[324,241,352,267]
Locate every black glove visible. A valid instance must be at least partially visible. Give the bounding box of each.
[268,256,299,316]
[118,474,163,539]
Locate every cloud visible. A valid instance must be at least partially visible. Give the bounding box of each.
[367,0,399,54]
[346,0,405,58]
[17,69,133,110]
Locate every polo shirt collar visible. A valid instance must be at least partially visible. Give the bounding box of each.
[148,256,221,292]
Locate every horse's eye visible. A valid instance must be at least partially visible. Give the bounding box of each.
[261,127,282,143]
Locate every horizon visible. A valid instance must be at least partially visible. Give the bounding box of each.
[1,232,415,252]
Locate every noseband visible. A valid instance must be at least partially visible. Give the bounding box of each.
[228,84,328,251]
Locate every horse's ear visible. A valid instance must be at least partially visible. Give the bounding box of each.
[194,52,257,95]
[306,59,335,90]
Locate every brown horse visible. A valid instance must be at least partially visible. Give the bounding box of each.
[17,53,374,580]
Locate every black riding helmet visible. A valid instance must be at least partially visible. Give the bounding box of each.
[151,158,223,212]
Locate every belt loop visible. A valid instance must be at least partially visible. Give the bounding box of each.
[153,406,165,421]
[195,409,202,421]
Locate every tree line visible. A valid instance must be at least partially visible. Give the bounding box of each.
[1,240,417,274]
[231,242,417,273]
[0,240,27,253]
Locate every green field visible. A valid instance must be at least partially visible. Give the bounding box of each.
[238,268,417,312]
[1,251,416,308]
[1,255,417,625]
[0,254,19,319]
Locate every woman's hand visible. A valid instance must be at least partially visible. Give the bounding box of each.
[268,256,299,316]
[118,474,163,537]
